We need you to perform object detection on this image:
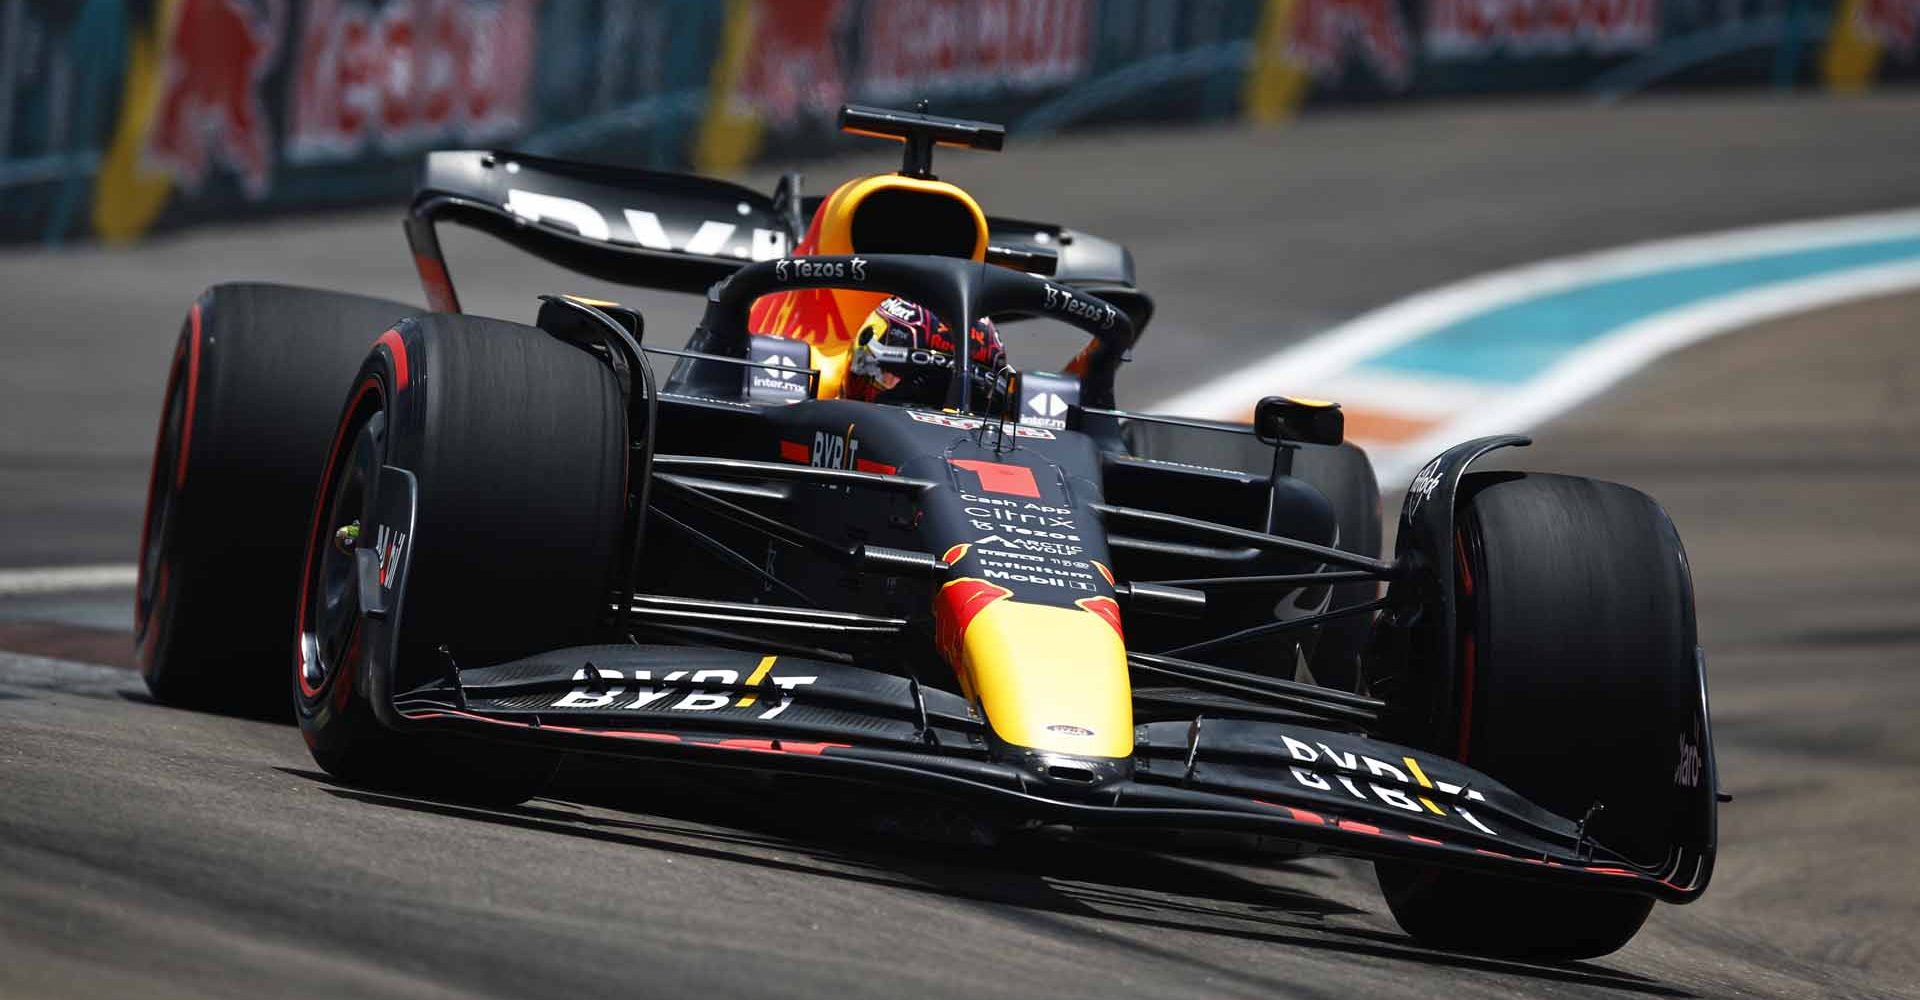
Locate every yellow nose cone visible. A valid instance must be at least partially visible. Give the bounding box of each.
[935,579,1133,759]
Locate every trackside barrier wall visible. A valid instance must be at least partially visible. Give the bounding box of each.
[3,0,1916,245]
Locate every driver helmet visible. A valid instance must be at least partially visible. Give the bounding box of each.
[845,296,1007,407]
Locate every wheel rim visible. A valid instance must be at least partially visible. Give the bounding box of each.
[298,391,385,702]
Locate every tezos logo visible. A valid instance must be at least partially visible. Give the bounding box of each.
[775,257,867,282]
[1041,284,1116,329]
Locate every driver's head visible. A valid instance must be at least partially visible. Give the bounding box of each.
[845,297,1006,407]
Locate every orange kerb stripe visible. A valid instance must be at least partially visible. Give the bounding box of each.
[1340,408,1440,443]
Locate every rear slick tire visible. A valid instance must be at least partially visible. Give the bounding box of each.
[137,284,417,715]
[292,314,627,807]
[1377,472,1698,961]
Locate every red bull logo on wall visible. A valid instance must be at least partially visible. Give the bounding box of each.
[7,0,1919,245]
[721,0,1092,126]
[1857,0,1919,51]
[288,0,537,165]
[139,0,533,200]
[1425,0,1659,58]
[735,0,851,121]
[861,0,1091,101]
[146,0,286,197]
[1289,0,1416,88]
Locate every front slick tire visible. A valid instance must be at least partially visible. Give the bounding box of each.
[293,314,626,807]
[1378,473,1698,961]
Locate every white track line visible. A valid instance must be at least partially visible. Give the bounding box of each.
[1151,206,1920,485]
[1150,206,1920,420]
[0,650,135,685]
[1369,258,1920,484]
[0,564,139,596]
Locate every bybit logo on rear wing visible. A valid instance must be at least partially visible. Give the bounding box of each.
[505,188,789,260]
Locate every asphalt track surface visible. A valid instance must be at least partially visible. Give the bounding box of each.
[3,93,1919,999]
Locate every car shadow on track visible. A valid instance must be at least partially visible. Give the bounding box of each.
[281,761,1694,998]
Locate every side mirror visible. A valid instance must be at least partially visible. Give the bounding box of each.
[1014,370,1079,432]
[745,334,820,404]
[1255,395,1344,447]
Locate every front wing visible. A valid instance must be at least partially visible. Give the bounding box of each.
[384,643,1712,903]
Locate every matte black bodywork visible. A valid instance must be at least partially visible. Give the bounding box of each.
[347,145,1719,907]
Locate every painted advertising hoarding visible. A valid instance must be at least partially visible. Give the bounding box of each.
[2,0,1915,244]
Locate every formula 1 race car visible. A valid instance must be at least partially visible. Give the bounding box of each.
[136,105,1719,960]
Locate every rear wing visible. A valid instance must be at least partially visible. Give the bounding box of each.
[404,150,793,310]
[404,150,1151,330]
